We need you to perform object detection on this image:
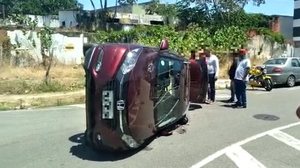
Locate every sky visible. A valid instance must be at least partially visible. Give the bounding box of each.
[78,0,294,16]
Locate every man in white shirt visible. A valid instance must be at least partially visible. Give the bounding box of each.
[204,49,219,103]
[233,49,251,108]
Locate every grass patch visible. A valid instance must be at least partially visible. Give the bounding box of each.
[0,102,15,111]
[0,65,85,94]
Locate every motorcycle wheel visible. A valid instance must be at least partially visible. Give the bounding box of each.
[264,78,273,91]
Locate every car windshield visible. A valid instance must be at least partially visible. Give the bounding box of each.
[264,58,287,65]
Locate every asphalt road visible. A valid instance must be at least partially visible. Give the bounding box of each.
[1,86,300,168]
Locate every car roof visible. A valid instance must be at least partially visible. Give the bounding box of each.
[100,43,157,50]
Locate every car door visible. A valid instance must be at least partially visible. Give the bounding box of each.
[291,58,300,82]
[153,54,182,128]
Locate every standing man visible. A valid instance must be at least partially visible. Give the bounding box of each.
[204,49,219,103]
[233,49,251,108]
[226,52,239,103]
[197,50,208,103]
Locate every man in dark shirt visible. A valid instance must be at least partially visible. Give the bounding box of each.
[226,52,239,103]
[198,51,208,103]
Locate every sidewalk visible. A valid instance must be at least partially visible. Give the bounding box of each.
[0,90,85,110]
[0,79,230,110]
[216,79,231,90]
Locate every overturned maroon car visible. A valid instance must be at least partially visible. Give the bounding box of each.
[83,40,190,151]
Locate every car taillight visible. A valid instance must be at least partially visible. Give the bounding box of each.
[272,67,283,73]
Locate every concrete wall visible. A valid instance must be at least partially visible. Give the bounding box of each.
[294,47,300,57]
[51,34,86,64]
[113,12,164,25]
[247,35,293,59]
[7,30,42,62]
[7,30,87,65]
[26,15,59,28]
[58,11,78,28]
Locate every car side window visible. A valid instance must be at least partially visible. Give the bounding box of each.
[157,56,182,89]
[291,59,300,67]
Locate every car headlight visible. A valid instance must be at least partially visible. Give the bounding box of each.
[120,48,142,74]
[95,49,103,72]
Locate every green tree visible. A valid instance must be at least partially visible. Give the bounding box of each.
[39,27,54,84]
[10,15,54,84]
[0,0,79,16]
[176,0,266,29]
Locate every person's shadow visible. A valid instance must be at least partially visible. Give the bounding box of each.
[189,103,203,111]
[69,133,155,162]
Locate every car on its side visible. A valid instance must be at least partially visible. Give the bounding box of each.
[83,40,190,151]
[264,57,300,87]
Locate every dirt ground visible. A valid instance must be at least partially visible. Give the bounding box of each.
[0,64,85,94]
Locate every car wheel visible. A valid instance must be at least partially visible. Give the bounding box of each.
[297,106,300,119]
[287,75,296,87]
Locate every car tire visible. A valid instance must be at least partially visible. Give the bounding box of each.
[287,75,296,87]
[297,106,300,119]
[264,78,273,91]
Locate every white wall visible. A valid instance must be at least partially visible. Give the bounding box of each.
[26,15,59,28]
[294,48,300,57]
[7,30,87,64]
[51,34,86,64]
[247,35,293,59]
[59,11,78,28]
[7,30,42,62]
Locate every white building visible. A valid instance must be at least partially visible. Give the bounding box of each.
[294,0,300,57]
[58,11,79,28]
[7,30,87,64]
[26,15,59,28]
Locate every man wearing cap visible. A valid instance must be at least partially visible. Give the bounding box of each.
[204,49,219,103]
[233,49,251,108]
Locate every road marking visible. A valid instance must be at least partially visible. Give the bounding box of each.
[190,122,300,168]
[268,130,300,151]
[225,145,266,168]
[190,149,226,168]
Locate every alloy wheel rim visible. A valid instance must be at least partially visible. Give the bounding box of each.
[288,77,295,86]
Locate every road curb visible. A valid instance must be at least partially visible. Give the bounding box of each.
[0,90,85,110]
[216,79,231,90]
